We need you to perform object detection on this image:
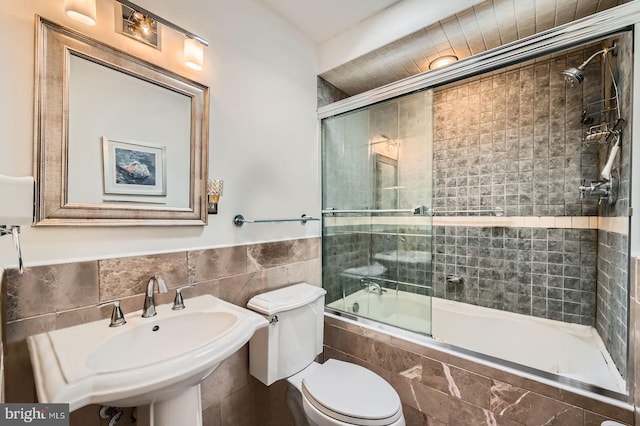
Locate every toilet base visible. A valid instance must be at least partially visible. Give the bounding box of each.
[286,382,310,426]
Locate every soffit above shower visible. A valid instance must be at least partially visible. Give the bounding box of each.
[320,0,627,97]
[259,0,402,44]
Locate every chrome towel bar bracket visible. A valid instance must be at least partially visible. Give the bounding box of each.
[0,225,24,275]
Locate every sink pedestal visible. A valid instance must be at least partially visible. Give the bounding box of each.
[145,384,203,426]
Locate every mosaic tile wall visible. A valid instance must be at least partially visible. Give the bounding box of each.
[3,238,321,426]
[597,230,630,378]
[598,32,632,218]
[433,48,602,217]
[323,230,369,303]
[323,226,431,304]
[430,40,631,376]
[432,226,597,325]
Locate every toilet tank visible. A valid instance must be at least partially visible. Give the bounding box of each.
[247,283,326,386]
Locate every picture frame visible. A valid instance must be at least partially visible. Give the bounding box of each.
[102,137,167,196]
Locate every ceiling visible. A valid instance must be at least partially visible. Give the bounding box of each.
[313,0,626,96]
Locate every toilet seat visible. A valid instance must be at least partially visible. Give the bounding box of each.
[301,359,403,426]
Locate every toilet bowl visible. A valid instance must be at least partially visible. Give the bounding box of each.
[247,283,405,426]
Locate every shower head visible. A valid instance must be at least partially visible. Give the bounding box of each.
[561,42,617,86]
[561,67,585,87]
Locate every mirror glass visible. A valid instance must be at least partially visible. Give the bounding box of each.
[34,17,209,225]
[374,154,398,210]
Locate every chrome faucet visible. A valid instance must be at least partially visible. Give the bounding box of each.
[142,275,168,318]
[360,278,385,295]
[578,178,616,205]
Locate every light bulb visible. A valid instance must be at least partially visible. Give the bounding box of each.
[64,0,97,26]
[184,38,204,71]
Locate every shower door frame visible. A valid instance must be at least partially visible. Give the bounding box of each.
[321,93,434,336]
[319,1,640,404]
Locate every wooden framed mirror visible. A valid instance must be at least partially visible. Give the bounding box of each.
[34,17,209,226]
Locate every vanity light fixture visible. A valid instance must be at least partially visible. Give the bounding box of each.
[114,0,209,70]
[429,55,459,70]
[64,0,97,26]
[207,179,224,215]
[184,38,204,71]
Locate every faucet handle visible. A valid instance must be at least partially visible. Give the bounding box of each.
[172,284,196,310]
[96,300,126,327]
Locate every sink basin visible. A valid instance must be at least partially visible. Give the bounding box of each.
[85,311,237,372]
[27,295,268,415]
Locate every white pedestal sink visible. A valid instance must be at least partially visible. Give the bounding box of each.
[27,295,269,426]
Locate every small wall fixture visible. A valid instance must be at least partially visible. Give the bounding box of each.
[429,55,458,70]
[207,179,224,215]
[64,0,97,26]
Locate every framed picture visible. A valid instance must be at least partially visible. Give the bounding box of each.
[102,137,167,196]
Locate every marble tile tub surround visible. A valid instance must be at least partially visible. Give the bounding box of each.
[324,314,634,426]
[3,237,320,426]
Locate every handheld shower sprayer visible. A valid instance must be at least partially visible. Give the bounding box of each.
[561,42,617,87]
[600,118,626,181]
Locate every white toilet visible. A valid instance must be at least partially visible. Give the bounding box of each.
[247,283,405,426]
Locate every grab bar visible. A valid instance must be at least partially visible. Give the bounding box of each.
[322,206,427,215]
[233,214,319,227]
[322,206,502,217]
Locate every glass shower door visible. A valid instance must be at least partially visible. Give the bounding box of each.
[322,90,434,335]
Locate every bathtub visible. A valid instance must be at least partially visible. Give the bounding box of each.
[327,288,626,393]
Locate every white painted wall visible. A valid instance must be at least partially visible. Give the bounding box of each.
[0,0,320,267]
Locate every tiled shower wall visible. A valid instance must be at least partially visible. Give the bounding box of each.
[432,39,631,376]
[598,230,630,378]
[595,32,633,379]
[433,226,597,325]
[323,226,431,304]
[3,238,320,426]
[434,49,598,217]
[323,39,632,377]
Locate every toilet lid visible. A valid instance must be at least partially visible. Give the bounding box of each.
[301,359,402,425]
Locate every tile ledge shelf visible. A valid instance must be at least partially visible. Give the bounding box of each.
[324,216,628,233]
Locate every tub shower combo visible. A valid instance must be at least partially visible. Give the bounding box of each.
[321,34,632,397]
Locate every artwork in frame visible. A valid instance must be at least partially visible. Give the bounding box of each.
[102,137,167,196]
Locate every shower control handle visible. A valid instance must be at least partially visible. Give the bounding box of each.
[446,275,464,285]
